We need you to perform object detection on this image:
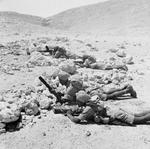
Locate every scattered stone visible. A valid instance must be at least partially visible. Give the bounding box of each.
[42,132,46,136]
[28,51,52,66]
[0,129,6,134]
[0,44,5,49]
[109,48,118,53]
[116,50,126,57]
[0,95,4,102]
[24,86,35,96]
[123,55,134,65]
[42,90,51,97]
[86,131,91,136]
[5,97,18,104]
[35,85,46,93]
[137,71,144,75]
[39,95,52,110]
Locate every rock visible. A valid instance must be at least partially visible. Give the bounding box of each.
[116,50,126,57]
[0,123,6,129]
[0,129,6,134]
[0,44,5,49]
[109,48,118,53]
[42,132,46,136]
[41,109,48,114]
[25,102,39,116]
[0,102,10,111]
[88,75,95,81]
[5,97,18,104]
[43,90,54,98]
[86,131,91,136]
[28,51,51,66]
[39,95,52,110]
[0,95,4,102]
[35,85,46,93]
[123,56,134,64]
[82,74,88,82]
[59,60,76,74]
[24,86,35,96]
[0,103,21,123]
[137,71,144,75]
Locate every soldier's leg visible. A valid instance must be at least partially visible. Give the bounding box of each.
[134,113,150,124]
[106,89,129,99]
[105,85,137,99]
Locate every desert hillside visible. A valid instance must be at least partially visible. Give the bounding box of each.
[0,11,43,25]
[46,0,150,36]
[0,11,52,42]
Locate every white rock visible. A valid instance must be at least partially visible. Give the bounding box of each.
[39,96,52,110]
[28,51,51,66]
[116,50,126,57]
[123,55,134,64]
[43,90,51,97]
[0,103,21,123]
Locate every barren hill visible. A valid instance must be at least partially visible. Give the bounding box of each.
[0,11,43,25]
[0,11,52,42]
[46,0,150,36]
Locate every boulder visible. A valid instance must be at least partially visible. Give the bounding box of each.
[0,103,21,123]
[39,95,52,110]
[28,51,51,66]
[59,60,76,74]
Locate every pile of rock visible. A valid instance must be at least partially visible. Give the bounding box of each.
[0,80,57,132]
[27,51,52,67]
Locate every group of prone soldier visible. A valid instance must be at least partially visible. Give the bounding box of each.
[40,45,128,71]
[39,69,150,126]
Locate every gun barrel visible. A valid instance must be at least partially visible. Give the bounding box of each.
[39,76,63,103]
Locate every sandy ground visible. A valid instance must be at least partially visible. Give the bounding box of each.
[1,31,150,149]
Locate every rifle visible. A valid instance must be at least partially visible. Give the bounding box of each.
[53,105,83,115]
[39,76,64,103]
[38,45,53,55]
